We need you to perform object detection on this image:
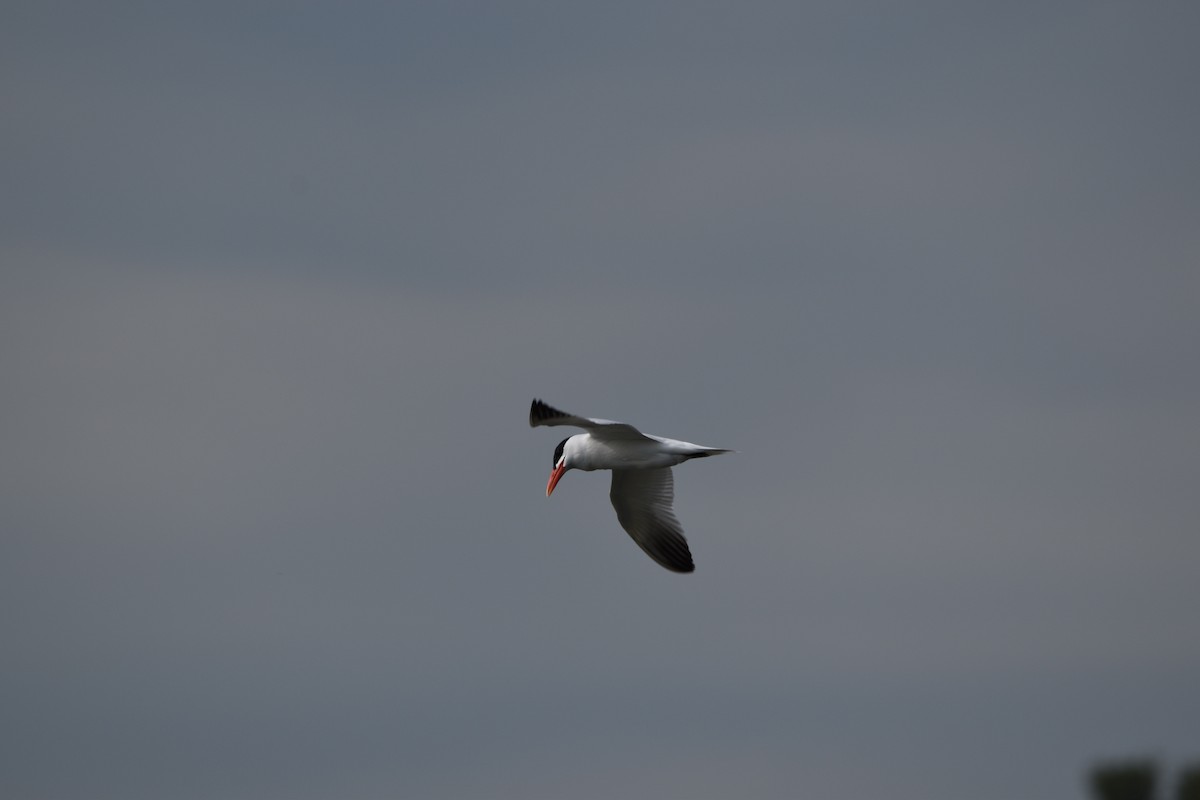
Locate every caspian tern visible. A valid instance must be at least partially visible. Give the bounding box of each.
[529,398,732,573]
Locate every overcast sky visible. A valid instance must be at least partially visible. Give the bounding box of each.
[3,3,1198,799]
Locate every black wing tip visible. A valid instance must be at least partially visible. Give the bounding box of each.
[652,551,695,573]
[643,534,695,573]
[529,398,567,427]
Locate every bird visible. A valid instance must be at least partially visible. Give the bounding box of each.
[529,398,732,573]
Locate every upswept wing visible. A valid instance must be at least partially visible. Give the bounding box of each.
[529,399,651,441]
[609,467,695,573]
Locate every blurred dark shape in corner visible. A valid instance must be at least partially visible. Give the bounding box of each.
[1087,759,1200,800]
[1177,763,1200,800]
[1089,759,1157,800]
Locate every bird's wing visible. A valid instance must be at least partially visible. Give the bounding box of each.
[529,399,651,441]
[609,468,694,573]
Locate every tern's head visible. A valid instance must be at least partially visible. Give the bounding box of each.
[552,437,569,469]
[546,436,577,496]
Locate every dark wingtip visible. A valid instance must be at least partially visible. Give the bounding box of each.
[672,547,696,573]
[658,555,695,573]
[646,537,695,573]
[529,398,548,427]
[529,398,568,427]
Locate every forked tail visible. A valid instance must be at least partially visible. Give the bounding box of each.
[686,448,733,459]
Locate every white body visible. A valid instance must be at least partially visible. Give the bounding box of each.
[561,432,722,471]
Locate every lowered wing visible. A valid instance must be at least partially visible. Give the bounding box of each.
[608,467,694,573]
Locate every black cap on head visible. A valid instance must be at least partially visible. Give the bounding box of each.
[553,437,569,467]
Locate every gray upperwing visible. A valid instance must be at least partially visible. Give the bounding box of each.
[529,399,652,441]
[609,468,695,573]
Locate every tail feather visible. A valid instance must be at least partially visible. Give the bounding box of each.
[686,448,733,459]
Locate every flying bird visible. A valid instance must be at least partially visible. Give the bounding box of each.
[529,398,732,573]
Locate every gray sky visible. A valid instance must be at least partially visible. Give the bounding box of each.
[3,3,1198,799]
